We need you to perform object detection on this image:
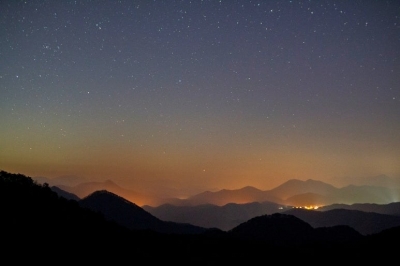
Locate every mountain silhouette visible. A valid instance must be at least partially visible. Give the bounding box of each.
[178,186,281,206]
[143,201,290,231]
[33,174,88,187]
[79,190,207,234]
[57,179,165,206]
[283,208,400,235]
[328,174,400,188]
[229,213,315,245]
[0,170,144,263]
[50,185,80,201]
[145,199,400,233]
[39,176,400,207]
[2,170,400,263]
[162,179,400,207]
[228,213,363,247]
[267,179,338,199]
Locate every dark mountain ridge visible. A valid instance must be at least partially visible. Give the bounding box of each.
[228,212,363,247]
[144,199,400,234]
[79,190,207,234]
[162,178,400,207]
[283,208,400,235]
[267,179,338,199]
[182,186,281,206]
[319,202,400,216]
[3,170,400,263]
[143,201,290,231]
[57,179,165,206]
[50,185,80,201]
[35,175,400,207]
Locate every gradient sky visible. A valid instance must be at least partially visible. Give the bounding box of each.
[1,0,399,197]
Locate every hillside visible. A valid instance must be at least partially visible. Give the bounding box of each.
[79,190,207,234]
[2,170,400,264]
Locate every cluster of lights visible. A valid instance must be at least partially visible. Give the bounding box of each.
[294,206,320,210]
[278,206,321,210]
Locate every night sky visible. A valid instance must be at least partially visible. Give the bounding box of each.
[1,0,399,197]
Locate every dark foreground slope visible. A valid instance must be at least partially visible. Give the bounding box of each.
[1,170,399,264]
[0,170,270,264]
[228,212,362,246]
[79,190,207,234]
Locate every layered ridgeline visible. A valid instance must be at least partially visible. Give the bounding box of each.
[36,176,400,207]
[1,170,400,263]
[143,201,400,233]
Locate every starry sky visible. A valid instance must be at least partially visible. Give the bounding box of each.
[1,0,400,197]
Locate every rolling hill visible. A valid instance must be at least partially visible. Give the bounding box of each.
[79,190,207,234]
[2,170,400,263]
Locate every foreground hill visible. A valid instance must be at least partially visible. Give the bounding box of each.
[228,213,363,247]
[0,171,137,262]
[79,190,207,234]
[2,170,400,263]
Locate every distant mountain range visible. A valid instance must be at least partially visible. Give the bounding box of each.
[45,173,400,235]
[283,208,400,235]
[143,201,400,234]
[328,174,400,188]
[143,201,290,231]
[319,202,400,216]
[2,170,400,263]
[34,174,88,187]
[39,177,400,207]
[183,179,400,206]
[37,173,400,234]
[50,185,80,201]
[159,178,400,207]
